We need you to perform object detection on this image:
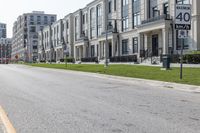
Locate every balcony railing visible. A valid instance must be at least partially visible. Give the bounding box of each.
[141,14,171,25]
[78,35,89,42]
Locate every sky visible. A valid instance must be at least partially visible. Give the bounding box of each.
[0,0,92,38]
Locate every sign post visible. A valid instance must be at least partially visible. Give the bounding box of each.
[175,4,191,80]
[178,30,188,79]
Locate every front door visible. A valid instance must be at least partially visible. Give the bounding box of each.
[109,42,112,57]
[152,34,159,56]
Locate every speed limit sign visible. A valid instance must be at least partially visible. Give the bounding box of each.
[175,4,191,30]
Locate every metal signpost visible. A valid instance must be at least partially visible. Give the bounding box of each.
[175,4,191,79]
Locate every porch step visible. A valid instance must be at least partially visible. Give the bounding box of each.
[140,56,161,65]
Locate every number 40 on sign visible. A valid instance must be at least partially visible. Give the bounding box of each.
[175,4,191,30]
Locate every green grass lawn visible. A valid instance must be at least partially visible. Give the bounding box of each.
[28,63,200,86]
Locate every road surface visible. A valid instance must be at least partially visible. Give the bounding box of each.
[0,64,200,133]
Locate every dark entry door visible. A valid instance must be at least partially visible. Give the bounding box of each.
[152,34,159,56]
[109,43,112,57]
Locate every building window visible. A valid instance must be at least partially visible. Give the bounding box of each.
[108,1,112,13]
[33,46,37,49]
[114,0,117,11]
[82,14,85,25]
[91,45,95,57]
[75,17,78,41]
[40,26,43,31]
[97,5,103,36]
[29,21,34,25]
[122,0,129,31]
[163,2,169,15]
[90,8,95,38]
[30,26,36,32]
[152,6,159,17]
[122,39,128,55]
[133,37,138,53]
[51,17,55,23]
[149,0,160,18]
[54,27,56,35]
[30,16,34,21]
[82,14,86,36]
[66,21,69,29]
[176,0,190,4]
[86,13,88,23]
[44,16,48,24]
[57,26,59,33]
[37,16,41,25]
[132,0,141,28]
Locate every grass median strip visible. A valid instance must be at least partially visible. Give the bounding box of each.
[27,64,200,86]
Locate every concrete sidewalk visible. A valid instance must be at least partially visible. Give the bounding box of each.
[95,73,200,93]
[115,63,200,68]
[72,61,200,68]
[82,71,200,93]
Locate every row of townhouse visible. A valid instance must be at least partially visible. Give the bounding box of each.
[12,11,57,62]
[38,14,74,62]
[38,0,200,63]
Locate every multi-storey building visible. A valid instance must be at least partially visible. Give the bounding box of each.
[12,11,57,62]
[51,19,64,61]
[0,38,12,63]
[63,13,74,57]
[38,14,74,62]
[0,23,6,38]
[38,0,200,63]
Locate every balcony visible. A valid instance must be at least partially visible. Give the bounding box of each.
[141,14,171,25]
[78,34,89,42]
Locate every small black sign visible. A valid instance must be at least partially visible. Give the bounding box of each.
[175,24,191,30]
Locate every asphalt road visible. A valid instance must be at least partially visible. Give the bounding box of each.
[0,64,200,133]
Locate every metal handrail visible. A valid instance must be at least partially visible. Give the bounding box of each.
[141,14,171,25]
[140,49,157,63]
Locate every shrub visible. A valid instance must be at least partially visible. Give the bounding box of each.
[171,54,200,64]
[110,55,137,62]
[40,60,46,63]
[81,57,98,62]
[60,59,64,62]
[64,57,75,63]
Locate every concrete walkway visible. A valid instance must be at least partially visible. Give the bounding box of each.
[72,61,200,68]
